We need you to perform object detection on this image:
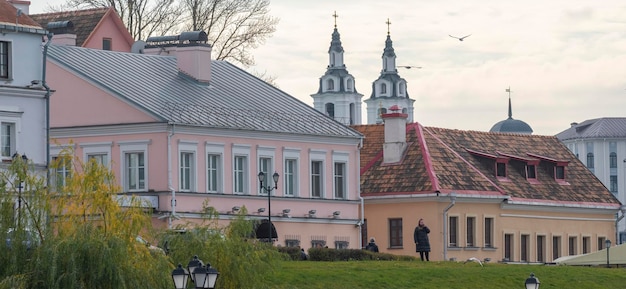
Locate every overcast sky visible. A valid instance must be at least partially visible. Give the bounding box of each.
[29,0,626,135]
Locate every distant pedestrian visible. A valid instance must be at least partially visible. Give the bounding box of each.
[414,218,431,261]
[300,248,308,260]
[365,237,379,253]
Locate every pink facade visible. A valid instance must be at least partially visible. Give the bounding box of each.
[47,41,364,250]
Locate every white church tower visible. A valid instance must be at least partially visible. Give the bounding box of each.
[311,12,363,125]
[364,19,415,124]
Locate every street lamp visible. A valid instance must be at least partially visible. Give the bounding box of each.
[172,255,220,289]
[12,153,28,227]
[605,239,612,268]
[524,273,540,289]
[258,171,279,243]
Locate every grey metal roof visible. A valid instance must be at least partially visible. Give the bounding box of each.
[47,45,362,138]
[556,117,626,140]
[489,118,533,134]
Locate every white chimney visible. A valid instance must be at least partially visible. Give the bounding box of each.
[50,34,76,46]
[382,105,408,164]
[176,44,212,84]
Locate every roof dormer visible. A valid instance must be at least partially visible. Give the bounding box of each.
[496,151,540,184]
[465,148,510,181]
[526,153,569,184]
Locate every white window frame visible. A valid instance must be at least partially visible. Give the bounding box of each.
[332,151,349,200]
[178,141,197,192]
[0,109,22,160]
[119,140,150,192]
[257,146,276,196]
[310,150,326,198]
[50,143,76,192]
[206,142,224,193]
[283,148,300,197]
[80,141,112,169]
[232,144,250,195]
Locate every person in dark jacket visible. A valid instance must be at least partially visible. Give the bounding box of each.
[365,237,379,252]
[414,218,431,261]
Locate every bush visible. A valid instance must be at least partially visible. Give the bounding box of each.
[306,248,417,261]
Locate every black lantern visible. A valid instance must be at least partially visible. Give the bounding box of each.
[172,256,220,289]
[171,264,189,289]
[524,273,540,289]
[605,239,612,268]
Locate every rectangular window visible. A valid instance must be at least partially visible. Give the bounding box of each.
[0,41,9,78]
[1,122,15,157]
[207,154,221,193]
[610,175,618,193]
[582,236,590,254]
[449,216,458,247]
[87,153,108,167]
[334,162,346,199]
[103,38,112,50]
[537,235,546,263]
[526,165,536,179]
[504,233,513,261]
[568,236,577,256]
[233,155,247,194]
[311,161,323,198]
[598,236,606,251]
[484,217,494,248]
[496,162,506,177]
[552,236,561,261]
[51,156,71,192]
[466,216,475,247]
[180,152,194,191]
[389,218,403,248]
[555,166,565,180]
[258,157,272,194]
[284,159,297,196]
[125,152,145,191]
[521,234,529,262]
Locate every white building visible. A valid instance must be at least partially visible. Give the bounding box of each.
[1,0,50,172]
[557,118,626,244]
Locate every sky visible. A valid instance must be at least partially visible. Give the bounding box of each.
[28,0,626,135]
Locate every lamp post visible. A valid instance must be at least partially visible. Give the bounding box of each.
[605,239,612,268]
[171,255,220,289]
[258,171,279,243]
[524,273,540,289]
[12,153,28,228]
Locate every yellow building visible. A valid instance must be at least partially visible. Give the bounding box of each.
[354,106,622,262]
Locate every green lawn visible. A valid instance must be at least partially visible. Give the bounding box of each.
[266,260,626,289]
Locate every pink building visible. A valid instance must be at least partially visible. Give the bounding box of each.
[30,7,134,52]
[47,32,364,250]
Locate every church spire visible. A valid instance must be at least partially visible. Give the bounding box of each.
[382,18,397,73]
[506,86,512,119]
[311,12,363,125]
[328,11,345,69]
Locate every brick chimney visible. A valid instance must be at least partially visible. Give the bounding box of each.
[382,105,408,164]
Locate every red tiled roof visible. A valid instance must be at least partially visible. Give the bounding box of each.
[30,7,110,47]
[0,0,42,28]
[354,123,621,206]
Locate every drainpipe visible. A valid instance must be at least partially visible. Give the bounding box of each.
[616,205,626,245]
[357,137,364,249]
[167,123,175,229]
[442,193,456,261]
[42,33,53,188]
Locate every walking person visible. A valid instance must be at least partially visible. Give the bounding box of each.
[414,218,431,261]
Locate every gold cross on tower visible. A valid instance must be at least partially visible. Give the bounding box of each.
[386,18,391,35]
[333,11,338,28]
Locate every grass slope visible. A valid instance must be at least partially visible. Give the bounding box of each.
[267,261,626,289]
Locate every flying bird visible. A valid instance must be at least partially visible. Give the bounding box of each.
[449,34,472,41]
[464,257,484,267]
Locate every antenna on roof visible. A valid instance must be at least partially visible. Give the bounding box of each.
[131,40,146,54]
[15,8,22,32]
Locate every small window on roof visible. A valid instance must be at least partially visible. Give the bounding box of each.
[496,162,506,177]
[555,165,565,180]
[326,79,334,91]
[346,78,353,92]
[526,164,536,179]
